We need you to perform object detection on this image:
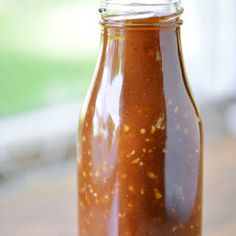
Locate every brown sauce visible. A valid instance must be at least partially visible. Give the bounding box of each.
[77,16,203,236]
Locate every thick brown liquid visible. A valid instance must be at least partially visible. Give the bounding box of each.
[78,16,203,236]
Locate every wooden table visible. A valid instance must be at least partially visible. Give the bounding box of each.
[0,137,235,236]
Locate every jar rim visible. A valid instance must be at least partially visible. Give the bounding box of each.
[100,0,183,20]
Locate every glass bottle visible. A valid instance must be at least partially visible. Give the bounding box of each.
[77,0,203,235]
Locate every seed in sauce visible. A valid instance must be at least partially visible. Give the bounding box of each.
[124,125,130,132]
[145,138,150,142]
[162,148,167,153]
[156,50,161,61]
[172,225,178,232]
[127,150,136,158]
[142,148,147,153]
[154,188,162,200]
[139,161,144,167]
[151,125,156,134]
[95,171,100,177]
[82,172,87,178]
[155,115,165,130]
[140,128,146,134]
[190,225,194,230]
[140,188,145,195]
[128,185,135,192]
[132,158,141,164]
[82,136,86,142]
[147,172,158,180]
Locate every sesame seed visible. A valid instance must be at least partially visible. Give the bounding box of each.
[104,195,109,200]
[145,138,150,142]
[155,115,165,130]
[190,225,194,230]
[140,188,145,195]
[82,136,86,142]
[130,150,136,156]
[95,171,100,177]
[156,50,161,61]
[151,126,156,134]
[124,125,130,132]
[132,158,141,164]
[82,172,87,178]
[172,225,178,232]
[154,188,162,200]
[147,172,158,180]
[142,148,147,153]
[128,185,135,192]
[140,128,146,134]
[139,161,144,167]
[88,150,91,155]
[148,149,153,153]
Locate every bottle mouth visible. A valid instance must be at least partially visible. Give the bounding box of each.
[100,0,183,21]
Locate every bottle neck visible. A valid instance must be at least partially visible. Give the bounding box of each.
[98,1,185,89]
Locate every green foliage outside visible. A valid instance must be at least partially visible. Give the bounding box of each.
[0,0,98,116]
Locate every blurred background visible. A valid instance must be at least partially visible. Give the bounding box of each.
[0,0,235,235]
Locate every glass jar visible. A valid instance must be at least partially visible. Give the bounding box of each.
[77,0,203,235]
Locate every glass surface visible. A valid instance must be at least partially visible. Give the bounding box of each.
[100,0,183,19]
[77,11,203,236]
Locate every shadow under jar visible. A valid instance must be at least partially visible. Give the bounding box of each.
[77,1,203,235]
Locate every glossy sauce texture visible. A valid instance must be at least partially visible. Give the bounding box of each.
[78,17,203,236]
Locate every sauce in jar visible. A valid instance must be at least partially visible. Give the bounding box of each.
[78,1,203,235]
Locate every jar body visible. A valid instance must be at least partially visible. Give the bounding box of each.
[77,17,203,236]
